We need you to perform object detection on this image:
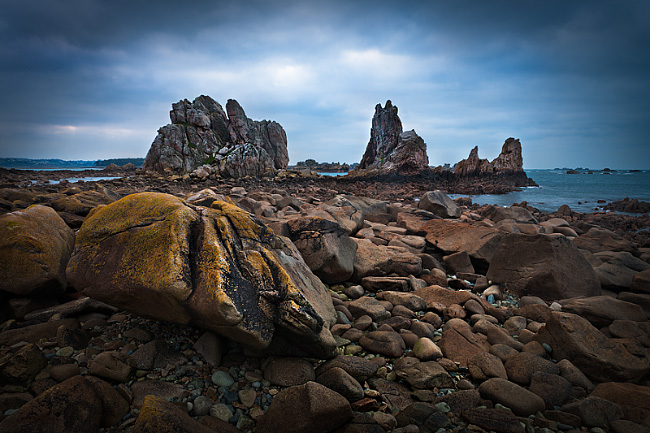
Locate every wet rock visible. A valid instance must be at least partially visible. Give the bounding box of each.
[66,193,336,358]
[256,381,353,433]
[486,233,601,300]
[478,377,546,416]
[0,205,74,295]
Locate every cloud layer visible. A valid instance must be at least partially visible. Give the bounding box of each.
[1,0,649,168]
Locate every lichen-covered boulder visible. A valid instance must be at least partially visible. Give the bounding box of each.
[0,205,75,295]
[66,192,336,358]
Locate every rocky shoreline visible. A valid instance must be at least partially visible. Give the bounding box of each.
[1,171,650,433]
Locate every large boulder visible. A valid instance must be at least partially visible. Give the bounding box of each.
[66,192,336,358]
[256,381,353,433]
[534,311,650,383]
[287,216,357,284]
[356,100,429,175]
[560,296,647,328]
[143,96,288,177]
[418,191,461,219]
[422,219,504,274]
[0,205,75,295]
[0,375,128,433]
[486,234,601,301]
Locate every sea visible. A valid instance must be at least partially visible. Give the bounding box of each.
[320,169,650,213]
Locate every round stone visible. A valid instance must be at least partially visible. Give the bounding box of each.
[211,370,234,387]
[193,395,212,416]
[56,346,75,357]
[210,403,233,421]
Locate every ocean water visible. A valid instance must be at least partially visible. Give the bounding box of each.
[31,176,122,185]
[450,169,650,213]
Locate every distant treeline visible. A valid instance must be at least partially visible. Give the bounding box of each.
[94,158,145,167]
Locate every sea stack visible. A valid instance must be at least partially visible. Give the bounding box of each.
[356,100,429,175]
[143,96,288,178]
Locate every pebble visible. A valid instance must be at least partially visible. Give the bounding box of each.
[192,395,212,416]
[210,403,233,421]
[211,370,234,387]
[55,346,75,357]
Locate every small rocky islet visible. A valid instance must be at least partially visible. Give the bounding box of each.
[1,97,650,433]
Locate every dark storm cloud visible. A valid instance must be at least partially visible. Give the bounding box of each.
[0,0,648,167]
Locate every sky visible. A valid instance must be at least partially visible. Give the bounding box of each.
[1,0,649,169]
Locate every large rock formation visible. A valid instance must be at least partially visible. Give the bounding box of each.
[66,192,336,358]
[455,138,526,177]
[143,96,289,178]
[356,101,429,175]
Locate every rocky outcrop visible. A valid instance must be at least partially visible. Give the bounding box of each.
[143,96,288,178]
[450,138,535,191]
[356,101,429,175]
[455,138,524,177]
[66,192,336,358]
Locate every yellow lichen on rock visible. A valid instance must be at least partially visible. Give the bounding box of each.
[67,192,196,324]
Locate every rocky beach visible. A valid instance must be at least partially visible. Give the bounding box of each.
[1,97,650,433]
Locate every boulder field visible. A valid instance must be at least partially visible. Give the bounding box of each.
[1,176,649,433]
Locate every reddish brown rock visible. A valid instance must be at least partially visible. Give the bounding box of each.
[560,295,646,327]
[0,376,128,433]
[0,204,74,295]
[590,382,650,426]
[534,311,650,383]
[359,331,405,358]
[486,233,601,301]
[422,219,504,273]
[478,377,546,416]
[438,320,490,367]
[134,394,215,433]
[256,381,353,433]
